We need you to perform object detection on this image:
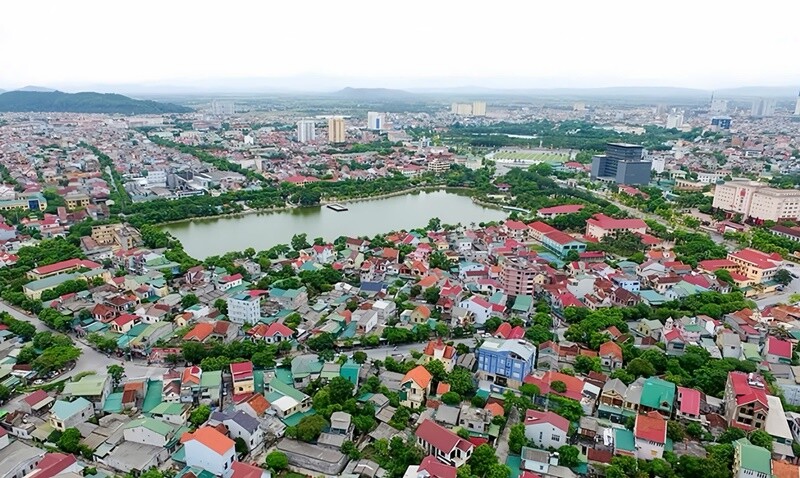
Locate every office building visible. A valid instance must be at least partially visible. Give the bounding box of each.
[712,181,800,222]
[590,143,652,185]
[477,338,537,388]
[472,101,487,116]
[296,120,316,143]
[794,91,800,115]
[227,293,261,324]
[710,98,728,114]
[328,117,345,143]
[666,112,683,129]
[211,100,234,116]
[711,116,732,129]
[751,98,776,117]
[366,111,385,131]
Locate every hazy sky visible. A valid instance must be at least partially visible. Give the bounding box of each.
[2,0,799,90]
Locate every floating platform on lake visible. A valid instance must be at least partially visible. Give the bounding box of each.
[327,203,348,212]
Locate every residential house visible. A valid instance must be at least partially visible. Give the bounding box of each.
[400,366,433,409]
[62,374,112,412]
[181,426,237,477]
[639,377,676,417]
[123,417,178,448]
[763,337,793,365]
[422,339,458,373]
[523,409,569,450]
[598,341,623,371]
[457,405,492,434]
[209,410,264,455]
[724,372,769,431]
[49,398,93,431]
[733,438,772,478]
[247,322,294,344]
[231,362,255,398]
[718,332,743,359]
[636,319,663,340]
[415,419,474,468]
[633,411,667,460]
[477,338,537,388]
[675,387,702,422]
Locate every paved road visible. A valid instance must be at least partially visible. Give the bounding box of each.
[755,273,800,308]
[0,301,167,382]
[353,337,477,361]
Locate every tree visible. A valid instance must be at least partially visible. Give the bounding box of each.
[265,451,288,471]
[189,405,211,427]
[574,355,601,374]
[342,440,361,460]
[423,287,440,305]
[291,233,310,251]
[685,422,705,439]
[484,317,502,333]
[776,269,793,286]
[181,342,206,364]
[718,427,747,443]
[441,392,461,405]
[557,445,580,468]
[424,360,448,383]
[234,437,249,457]
[551,380,567,393]
[353,351,367,364]
[181,294,200,308]
[213,298,228,315]
[33,346,80,374]
[447,367,476,397]
[428,251,450,270]
[508,423,526,454]
[0,385,10,403]
[749,430,773,451]
[328,376,355,403]
[295,414,328,442]
[626,357,656,377]
[667,421,685,442]
[468,444,499,478]
[107,364,125,388]
[520,383,540,397]
[57,427,82,453]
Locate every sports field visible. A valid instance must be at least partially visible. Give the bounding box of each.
[489,150,569,163]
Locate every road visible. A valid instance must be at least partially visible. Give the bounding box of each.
[755,273,800,308]
[351,337,477,361]
[0,301,167,382]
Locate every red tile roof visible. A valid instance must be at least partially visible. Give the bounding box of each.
[728,248,781,270]
[181,426,235,455]
[599,341,623,360]
[423,339,456,359]
[537,204,585,215]
[524,409,570,432]
[402,365,433,389]
[544,230,581,246]
[767,336,793,358]
[230,361,254,381]
[31,258,101,276]
[23,389,49,407]
[528,221,557,234]
[231,462,265,478]
[28,453,77,478]
[221,273,243,283]
[419,455,457,478]
[634,411,667,443]
[586,213,646,230]
[415,419,473,455]
[728,371,768,407]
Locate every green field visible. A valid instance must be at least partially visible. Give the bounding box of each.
[490,150,568,163]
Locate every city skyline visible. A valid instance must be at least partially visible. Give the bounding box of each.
[2,1,800,90]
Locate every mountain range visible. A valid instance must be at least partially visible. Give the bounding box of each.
[0,90,192,114]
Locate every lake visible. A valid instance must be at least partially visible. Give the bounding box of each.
[162,190,508,258]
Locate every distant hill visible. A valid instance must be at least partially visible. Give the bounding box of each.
[15,85,57,92]
[0,90,192,114]
[332,87,415,100]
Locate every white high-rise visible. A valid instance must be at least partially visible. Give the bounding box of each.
[751,98,776,117]
[472,101,487,116]
[666,112,684,129]
[211,100,235,115]
[296,120,316,143]
[367,112,386,131]
[794,92,800,116]
[328,117,345,143]
[710,98,728,114]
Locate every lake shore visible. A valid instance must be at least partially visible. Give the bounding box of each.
[156,185,483,227]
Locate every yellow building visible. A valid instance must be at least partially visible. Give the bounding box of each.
[328,117,345,143]
[727,248,781,284]
[65,193,90,211]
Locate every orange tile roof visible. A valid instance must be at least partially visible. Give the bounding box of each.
[484,402,504,417]
[184,323,213,341]
[772,460,800,478]
[244,393,270,415]
[181,426,235,455]
[402,365,433,389]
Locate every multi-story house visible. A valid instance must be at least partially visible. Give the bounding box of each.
[227,293,261,325]
[763,336,793,365]
[415,419,474,467]
[733,438,772,478]
[181,426,236,477]
[633,411,667,460]
[598,341,623,371]
[422,339,458,372]
[726,249,781,284]
[477,338,537,389]
[675,387,702,422]
[458,405,492,434]
[50,398,93,431]
[400,366,433,409]
[523,410,569,450]
[231,362,255,398]
[724,372,769,431]
[639,377,676,418]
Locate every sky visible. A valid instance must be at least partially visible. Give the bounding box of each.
[2,0,800,91]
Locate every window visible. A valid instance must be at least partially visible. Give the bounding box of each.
[552,435,561,442]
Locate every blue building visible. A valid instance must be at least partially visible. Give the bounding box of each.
[477,338,537,387]
[590,143,651,185]
[711,116,732,129]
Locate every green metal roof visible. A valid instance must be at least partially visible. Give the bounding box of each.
[102,392,123,413]
[51,397,92,420]
[340,361,360,386]
[125,417,176,437]
[269,377,307,402]
[200,370,222,388]
[142,379,163,413]
[64,375,108,397]
[149,402,185,416]
[640,377,676,412]
[614,428,635,452]
[512,295,533,312]
[280,408,316,427]
[734,438,771,474]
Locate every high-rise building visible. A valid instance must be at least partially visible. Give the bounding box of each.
[590,143,652,185]
[794,91,800,116]
[710,98,728,114]
[211,100,235,115]
[711,116,732,129]
[751,98,776,117]
[367,112,386,131]
[666,112,684,129]
[328,117,345,143]
[296,120,316,143]
[451,103,474,115]
[472,101,487,116]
